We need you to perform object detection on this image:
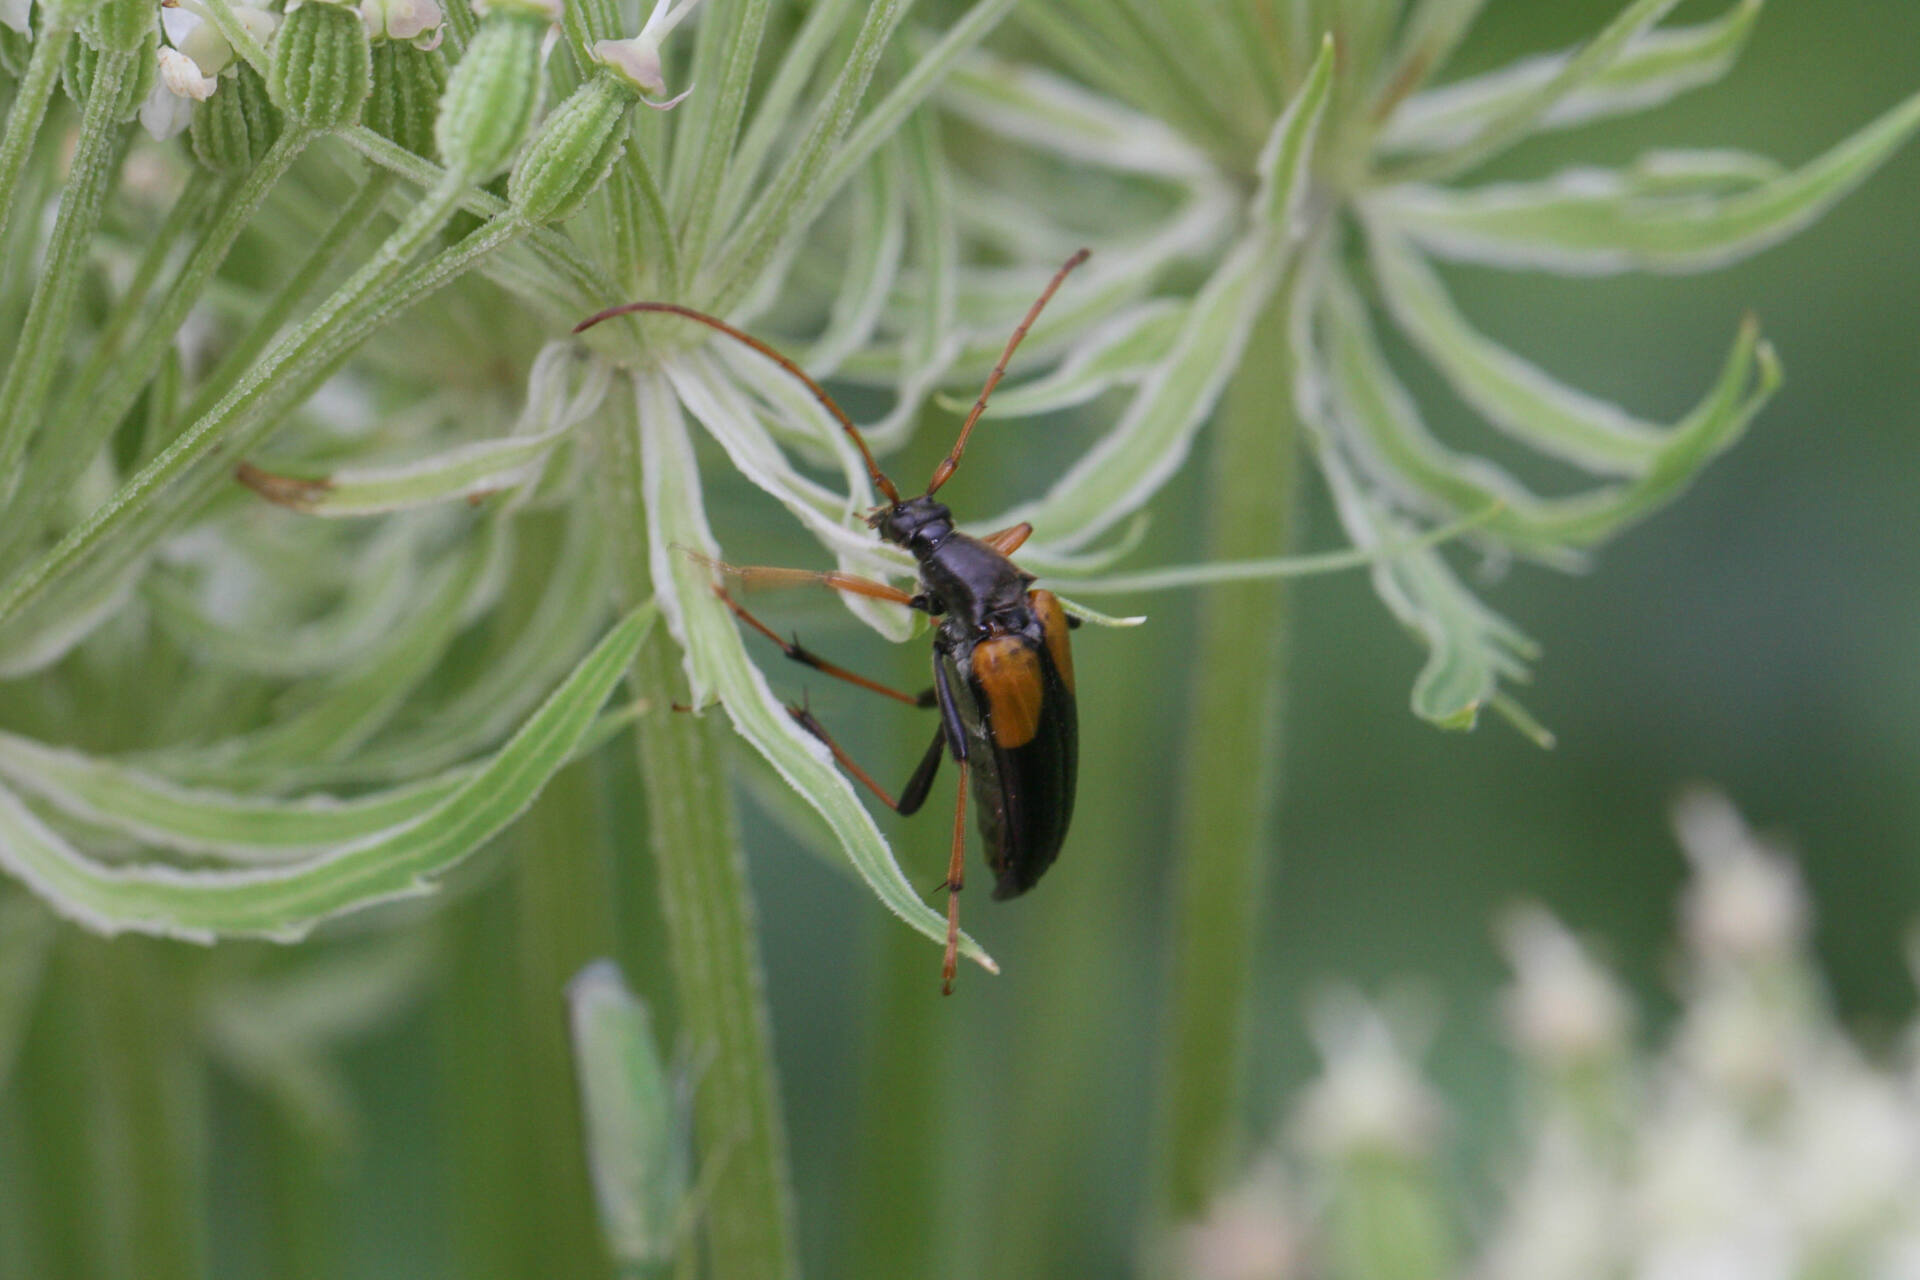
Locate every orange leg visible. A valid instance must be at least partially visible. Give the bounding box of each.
[788,705,901,811]
[688,551,919,609]
[942,761,970,996]
[981,522,1033,556]
[718,588,933,707]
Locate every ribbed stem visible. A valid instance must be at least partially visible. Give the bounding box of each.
[0,25,72,250]
[0,48,138,508]
[599,384,798,1280]
[1150,280,1302,1222]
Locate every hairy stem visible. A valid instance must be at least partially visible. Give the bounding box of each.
[599,386,798,1280]
[0,25,72,251]
[1150,278,1302,1222]
[0,48,137,509]
[7,130,313,564]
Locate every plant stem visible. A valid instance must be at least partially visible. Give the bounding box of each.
[76,939,208,1280]
[179,170,397,430]
[599,387,798,1280]
[0,193,523,632]
[0,48,137,509]
[8,130,312,562]
[0,25,72,249]
[511,759,620,1275]
[1149,278,1302,1223]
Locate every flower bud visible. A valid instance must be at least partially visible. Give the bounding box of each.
[433,12,544,179]
[84,0,153,53]
[365,41,446,158]
[63,24,156,120]
[190,62,282,172]
[508,73,637,224]
[268,0,373,131]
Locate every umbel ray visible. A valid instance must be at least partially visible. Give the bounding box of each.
[576,250,1093,994]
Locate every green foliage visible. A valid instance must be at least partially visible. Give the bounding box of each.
[0,2,1913,1278]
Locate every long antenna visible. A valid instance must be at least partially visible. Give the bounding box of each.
[924,248,1091,497]
[574,301,902,505]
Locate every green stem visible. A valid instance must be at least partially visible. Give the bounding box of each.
[599,387,798,1280]
[509,753,620,1274]
[8,130,312,563]
[624,139,680,297]
[0,25,72,250]
[1149,277,1302,1223]
[0,48,137,509]
[343,126,608,308]
[76,940,208,1280]
[180,170,397,430]
[0,185,520,631]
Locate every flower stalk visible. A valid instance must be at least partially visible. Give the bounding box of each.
[598,381,798,1280]
[1152,275,1306,1223]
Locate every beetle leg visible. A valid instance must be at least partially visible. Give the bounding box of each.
[786,709,947,819]
[787,705,901,809]
[895,728,947,817]
[980,522,1033,556]
[942,760,969,996]
[718,588,936,707]
[687,550,922,609]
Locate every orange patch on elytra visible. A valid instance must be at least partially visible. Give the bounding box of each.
[971,637,1045,749]
[1030,590,1076,694]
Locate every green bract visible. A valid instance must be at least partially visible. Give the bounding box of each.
[267,0,372,130]
[80,0,149,53]
[365,40,446,158]
[433,12,544,179]
[190,63,282,173]
[59,26,151,119]
[509,73,639,225]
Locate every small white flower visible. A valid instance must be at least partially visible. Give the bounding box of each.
[1291,989,1443,1162]
[1675,788,1808,962]
[140,81,196,141]
[1181,1159,1302,1280]
[1499,905,1631,1067]
[471,0,561,22]
[360,0,443,47]
[158,47,219,101]
[592,0,709,109]
[0,0,31,36]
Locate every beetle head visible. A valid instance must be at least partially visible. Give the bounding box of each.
[870,495,954,559]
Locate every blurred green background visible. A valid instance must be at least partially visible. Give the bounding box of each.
[8,2,1920,1277]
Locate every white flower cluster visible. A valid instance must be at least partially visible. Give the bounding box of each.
[1184,794,1920,1280]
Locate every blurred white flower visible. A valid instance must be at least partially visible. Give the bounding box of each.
[360,0,443,47]
[1675,788,1808,962]
[1479,1126,1619,1280]
[1784,1052,1920,1247]
[1292,988,1443,1161]
[1208,793,1920,1279]
[1499,904,1631,1066]
[1180,1158,1303,1280]
[0,0,30,35]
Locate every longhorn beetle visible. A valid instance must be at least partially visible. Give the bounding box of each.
[576,250,1092,993]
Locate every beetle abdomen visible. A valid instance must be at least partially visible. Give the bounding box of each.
[954,591,1078,899]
